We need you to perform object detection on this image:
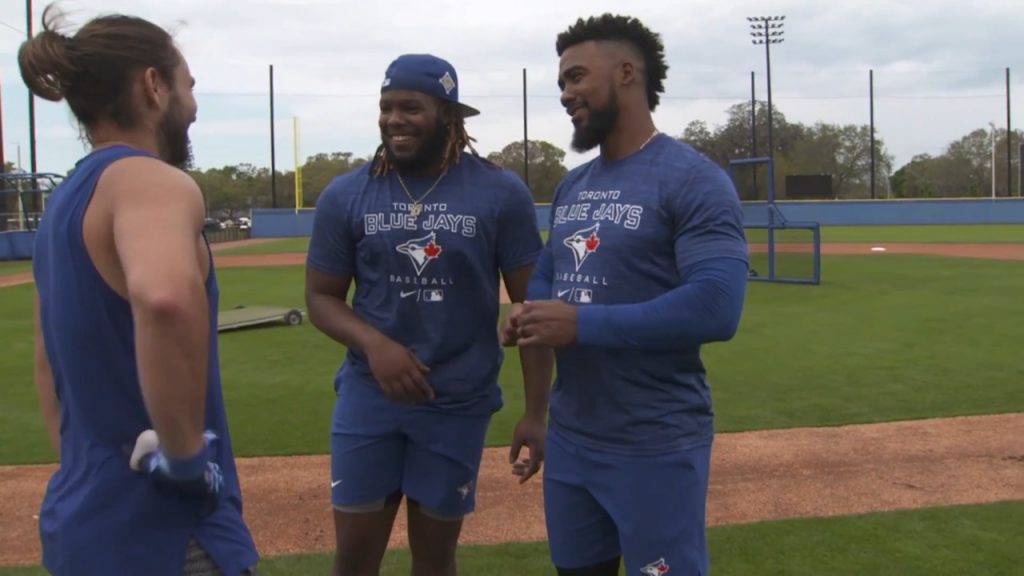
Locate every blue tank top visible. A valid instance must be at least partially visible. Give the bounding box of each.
[33,145,258,575]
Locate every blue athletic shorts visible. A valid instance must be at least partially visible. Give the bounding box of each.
[543,427,713,575]
[330,384,490,519]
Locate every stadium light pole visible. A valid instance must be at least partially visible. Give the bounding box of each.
[747,15,785,169]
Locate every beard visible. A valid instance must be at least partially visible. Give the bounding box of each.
[571,86,619,153]
[383,117,449,174]
[158,93,194,170]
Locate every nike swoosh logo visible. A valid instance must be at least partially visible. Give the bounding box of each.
[557,289,571,298]
[400,290,419,298]
[331,480,342,488]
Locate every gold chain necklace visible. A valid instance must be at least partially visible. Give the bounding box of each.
[395,168,448,219]
[639,128,659,151]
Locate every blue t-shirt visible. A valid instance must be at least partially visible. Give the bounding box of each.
[307,153,543,415]
[33,145,257,575]
[538,135,748,454]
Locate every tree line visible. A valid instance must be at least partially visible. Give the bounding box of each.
[9,102,1009,220]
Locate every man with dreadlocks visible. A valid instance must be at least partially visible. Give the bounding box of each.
[305,53,550,575]
[505,14,749,576]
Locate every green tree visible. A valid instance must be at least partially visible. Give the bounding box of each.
[889,128,1022,198]
[779,123,893,199]
[298,152,369,207]
[680,101,804,200]
[486,140,568,203]
[678,101,895,200]
[191,163,274,219]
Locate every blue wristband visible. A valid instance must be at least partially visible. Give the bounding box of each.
[157,443,210,480]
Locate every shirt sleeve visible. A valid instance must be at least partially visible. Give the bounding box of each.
[575,256,747,349]
[574,157,749,349]
[497,173,544,274]
[306,177,357,277]
[671,158,749,274]
[526,176,567,301]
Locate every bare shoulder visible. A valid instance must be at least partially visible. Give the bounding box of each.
[99,156,202,207]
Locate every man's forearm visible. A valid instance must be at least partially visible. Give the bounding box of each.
[576,257,748,350]
[519,347,553,420]
[307,293,386,353]
[132,277,209,459]
[34,294,60,457]
[525,245,554,301]
[33,362,60,457]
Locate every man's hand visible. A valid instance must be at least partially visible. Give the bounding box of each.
[517,300,578,348]
[509,415,546,484]
[499,303,525,346]
[130,429,224,515]
[365,334,434,404]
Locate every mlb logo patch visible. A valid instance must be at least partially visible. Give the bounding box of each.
[423,289,444,302]
[573,289,593,304]
[438,71,456,94]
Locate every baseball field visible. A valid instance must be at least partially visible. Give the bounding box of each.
[1,224,1021,575]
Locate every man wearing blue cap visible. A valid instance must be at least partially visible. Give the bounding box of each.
[305,53,552,575]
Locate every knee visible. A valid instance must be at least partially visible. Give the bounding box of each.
[409,535,458,571]
[556,557,621,576]
[333,547,383,576]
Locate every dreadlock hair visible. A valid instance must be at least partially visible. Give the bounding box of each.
[555,14,668,111]
[372,100,480,176]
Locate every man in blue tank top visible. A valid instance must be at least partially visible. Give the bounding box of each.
[305,53,550,575]
[21,6,258,575]
[506,14,749,576]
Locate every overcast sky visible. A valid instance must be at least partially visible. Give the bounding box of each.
[0,0,1021,176]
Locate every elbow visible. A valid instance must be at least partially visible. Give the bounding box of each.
[701,292,745,344]
[305,290,333,332]
[706,295,745,342]
[130,282,205,321]
[708,315,742,343]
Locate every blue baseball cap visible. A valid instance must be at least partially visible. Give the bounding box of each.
[381,54,480,118]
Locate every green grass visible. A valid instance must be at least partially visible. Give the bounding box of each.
[706,254,1024,431]
[0,260,32,277]
[215,237,310,255]
[744,224,1024,246]
[819,224,1024,243]
[7,502,1017,575]
[234,501,1024,576]
[4,255,1024,465]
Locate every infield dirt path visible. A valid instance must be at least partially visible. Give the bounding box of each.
[1,413,1021,565]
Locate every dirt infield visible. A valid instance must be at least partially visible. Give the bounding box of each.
[1,413,1021,565]
[0,271,32,288]
[749,242,1024,260]
[5,242,1023,291]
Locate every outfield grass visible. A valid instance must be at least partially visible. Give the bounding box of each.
[3,254,1024,465]
[0,260,32,277]
[214,224,1024,257]
[215,237,310,255]
[819,224,1024,243]
[5,502,1018,575]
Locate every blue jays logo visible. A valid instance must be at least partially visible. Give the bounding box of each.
[563,223,601,272]
[396,232,443,276]
[640,558,670,575]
